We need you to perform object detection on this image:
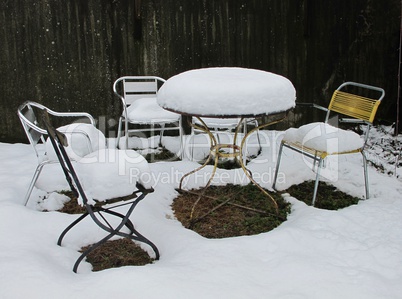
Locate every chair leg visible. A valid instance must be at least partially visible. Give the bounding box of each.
[72,221,160,273]
[124,119,129,149]
[57,212,90,246]
[255,128,262,155]
[249,119,262,156]
[189,132,195,161]
[123,224,160,261]
[73,232,115,273]
[158,124,166,147]
[24,163,46,206]
[116,117,123,149]
[62,206,160,273]
[177,125,184,160]
[312,158,324,206]
[362,151,370,199]
[272,142,284,190]
[100,208,136,232]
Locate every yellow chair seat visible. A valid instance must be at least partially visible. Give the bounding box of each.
[283,122,364,158]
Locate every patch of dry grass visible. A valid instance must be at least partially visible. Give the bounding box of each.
[81,238,154,272]
[285,180,360,209]
[172,184,290,239]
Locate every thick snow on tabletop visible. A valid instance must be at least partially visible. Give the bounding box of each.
[157,67,296,116]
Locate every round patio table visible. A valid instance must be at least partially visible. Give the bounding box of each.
[157,67,296,220]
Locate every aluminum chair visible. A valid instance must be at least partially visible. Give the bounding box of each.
[113,76,183,156]
[17,101,102,206]
[273,82,385,205]
[43,113,159,273]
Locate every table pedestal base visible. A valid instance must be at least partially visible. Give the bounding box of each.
[179,115,287,226]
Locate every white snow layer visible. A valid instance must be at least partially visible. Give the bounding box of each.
[157,67,296,116]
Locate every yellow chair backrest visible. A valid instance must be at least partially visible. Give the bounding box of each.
[328,90,382,123]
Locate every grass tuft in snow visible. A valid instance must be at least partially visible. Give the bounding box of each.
[285,181,360,210]
[173,184,290,238]
[81,238,155,272]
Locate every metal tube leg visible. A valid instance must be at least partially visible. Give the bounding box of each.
[124,119,129,149]
[124,227,160,260]
[57,213,90,246]
[158,124,165,146]
[179,119,185,160]
[24,164,45,206]
[272,142,284,190]
[312,158,324,206]
[116,116,123,149]
[178,126,184,160]
[189,132,195,161]
[362,151,369,199]
[73,232,115,273]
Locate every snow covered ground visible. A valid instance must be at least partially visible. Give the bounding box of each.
[0,126,401,299]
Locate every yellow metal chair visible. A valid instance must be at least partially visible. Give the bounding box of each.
[273,82,385,205]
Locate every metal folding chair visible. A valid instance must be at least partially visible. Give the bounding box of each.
[43,112,159,273]
[273,82,385,205]
[17,101,101,206]
[113,76,183,157]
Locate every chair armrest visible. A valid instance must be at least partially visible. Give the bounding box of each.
[27,101,95,125]
[296,102,329,112]
[46,109,96,126]
[339,118,373,145]
[135,182,155,194]
[339,118,371,126]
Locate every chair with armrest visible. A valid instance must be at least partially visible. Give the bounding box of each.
[17,101,105,206]
[43,112,159,273]
[273,82,385,205]
[113,76,183,157]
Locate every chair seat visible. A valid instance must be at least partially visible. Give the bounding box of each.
[283,122,364,155]
[194,117,240,129]
[45,123,106,161]
[36,148,153,204]
[126,98,180,124]
[76,148,153,203]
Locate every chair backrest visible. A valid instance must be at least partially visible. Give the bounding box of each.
[18,101,53,159]
[326,82,385,124]
[113,76,166,106]
[18,101,96,161]
[42,112,88,205]
[42,112,153,205]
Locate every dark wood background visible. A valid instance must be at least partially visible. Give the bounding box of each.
[1,0,400,142]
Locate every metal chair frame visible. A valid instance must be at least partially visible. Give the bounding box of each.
[43,113,159,273]
[113,76,183,155]
[17,101,96,206]
[273,82,385,205]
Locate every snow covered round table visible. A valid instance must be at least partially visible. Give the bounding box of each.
[157,67,296,215]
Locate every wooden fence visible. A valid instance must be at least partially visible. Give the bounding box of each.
[0,0,399,142]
